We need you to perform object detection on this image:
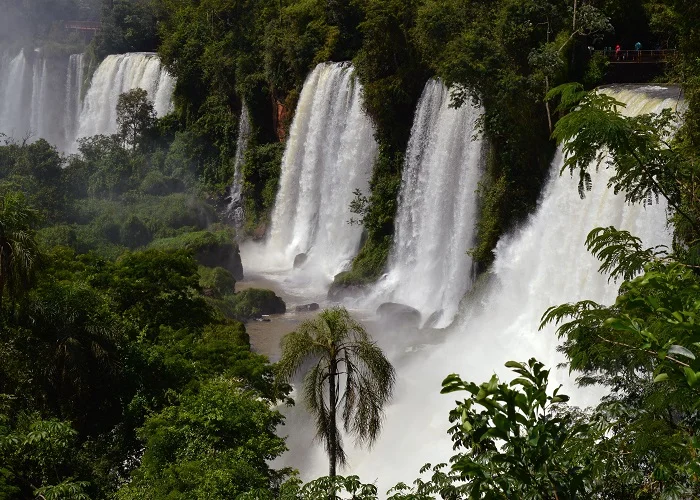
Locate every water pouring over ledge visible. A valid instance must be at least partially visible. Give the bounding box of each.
[241,62,377,298]
[0,49,175,152]
[74,52,175,145]
[364,80,485,328]
[281,85,678,495]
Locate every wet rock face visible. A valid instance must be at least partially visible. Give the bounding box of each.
[196,242,244,281]
[376,302,421,327]
[295,303,320,312]
[327,281,367,302]
[293,253,308,268]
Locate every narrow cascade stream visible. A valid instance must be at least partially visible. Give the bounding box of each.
[280,85,679,495]
[74,52,175,144]
[241,62,377,298]
[63,53,85,148]
[226,106,251,231]
[368,80,484,327]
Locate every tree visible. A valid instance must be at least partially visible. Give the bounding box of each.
[115,377,288,499]
[0,192,40,311]
[0,410,90,499]
[116,88,156,151]
[277,307,395,477]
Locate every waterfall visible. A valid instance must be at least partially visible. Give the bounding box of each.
[74,52,175,143]
[374,80,484,327]
[0,49,30,140]
[63,53,84,148]
[0,50,173,150]
[0,48,74,149]
[250,62,377,292]
[227,106,251,231]
[285,86,679,494]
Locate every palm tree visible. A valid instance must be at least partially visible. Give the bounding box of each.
[277,307,395,477]
[0,192,40,310]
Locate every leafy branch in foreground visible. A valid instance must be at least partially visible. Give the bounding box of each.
[548,83,696,235]
[389,359,598,500]
[584,226,669,281]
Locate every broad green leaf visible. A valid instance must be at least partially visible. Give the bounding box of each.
[668,344,696,360]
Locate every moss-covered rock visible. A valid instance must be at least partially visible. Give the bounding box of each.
[198,266,236,297]
[208,288,286,321]
[149,227,243,280]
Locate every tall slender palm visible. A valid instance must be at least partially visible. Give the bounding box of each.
[277,307,395,477]
[0,192,40,310]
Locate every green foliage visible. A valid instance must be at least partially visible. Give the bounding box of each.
[264,0,343,99]
[470,170,508,266]
[72,134,137,199]
[541,81,700,496]
[209,288,286,321]
[278,307,395,476]
[116,377,288,499]
[100,249,214,332]
[93,0,159,61]
[116,88,157,151]
[198,265,236,297]
[242,141,285,233]
[148,227,235,252]
[0,138,67,221]
[276,474,378,499]
[333,236,390,287]
[0,412,89,499]
[353,0,430,149]
[436,359,594,499]
[0,191,41,310]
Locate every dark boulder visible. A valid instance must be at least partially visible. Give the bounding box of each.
[230,288,286,320]
[376,302,421,327]
[328,271,368,301]
[293,253,308,268]
[295,302,320,312]
[196,241,243,281]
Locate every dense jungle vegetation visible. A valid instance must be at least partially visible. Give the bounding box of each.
[3,0,700,498]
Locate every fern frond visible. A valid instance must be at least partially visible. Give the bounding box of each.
[585,226,667,281]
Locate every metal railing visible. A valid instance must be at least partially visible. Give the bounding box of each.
[64,21,101,33]
[597,49,676,63]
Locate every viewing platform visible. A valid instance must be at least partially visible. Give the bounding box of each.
[596,49,676,84]
[64,21,101,35]
[599,49,676,63]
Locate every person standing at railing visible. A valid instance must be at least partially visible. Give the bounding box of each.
[615,44,621,60]
[635,41,642,61]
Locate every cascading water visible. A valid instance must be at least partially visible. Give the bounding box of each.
[0,48,84,150]
[372,80,484,327]
[245,62,377,294]
[0,48,28,139]
[285,86,680,494]
[0,50,174,151]
[74,52,175,142]
[226,106,251,231]
[63,53,85,147]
